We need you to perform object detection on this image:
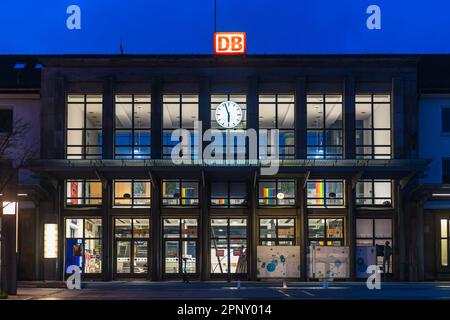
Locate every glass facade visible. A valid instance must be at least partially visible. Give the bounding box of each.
[258,94,295,159]
[210,181,247,208]
[114,94,151,159]
[66,94,103,159]
[355,94,391,159]
[163,94,199,159]
[65,180,102,207]
[113,179,151,208]
[65,218,102,274]
[356,179,392,206]
[210,218,247,275]
[307,179,344,207]
[162,179,199,206]
[308,218,344,246]
[259,218,295,245]
[307,94,343,159]
[258,179,296,206]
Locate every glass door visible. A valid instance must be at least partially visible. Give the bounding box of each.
[114,218,150,277]
[163,219,198,278]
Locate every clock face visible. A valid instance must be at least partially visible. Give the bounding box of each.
[215,101,243,128]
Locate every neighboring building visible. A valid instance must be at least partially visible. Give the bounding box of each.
[2,55,450,282]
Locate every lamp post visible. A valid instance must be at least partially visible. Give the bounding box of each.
[1,201,18,295]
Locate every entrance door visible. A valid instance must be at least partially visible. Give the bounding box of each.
[162,219,198,278]
[114,218,150,277]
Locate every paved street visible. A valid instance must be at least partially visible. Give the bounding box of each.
[7,281,450,300]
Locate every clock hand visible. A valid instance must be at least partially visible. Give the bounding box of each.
[224,103,230,125]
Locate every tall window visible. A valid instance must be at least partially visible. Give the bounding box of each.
[210,95,247,159]
[65,218,102,274]
[210,218,247,275]
[307,94,343,159]
[259,218,295,245]
[67,94,103,159]
[258,179,296,206]
[114,218,150,274]
[114,94,151,159]
[258,94,295,159]
[162,179,199,206]
[355,94,391,159]
[113,180,151,208]
[307,179,344,207]
[356,218,393,273]
[356,180,392,206]
[65,180,102,207]
[308,218,344,246]
[210,181,247,208]
[163,219,198,274]
[441,219,450,267]
[163,95,199,159]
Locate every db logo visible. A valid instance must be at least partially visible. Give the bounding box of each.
[214,32,246,55]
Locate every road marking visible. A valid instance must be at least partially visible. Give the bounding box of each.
[277,290,291,298]
[301,290,315,297]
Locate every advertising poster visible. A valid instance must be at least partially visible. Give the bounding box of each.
[356,246,377,278]
[307,246,350,279]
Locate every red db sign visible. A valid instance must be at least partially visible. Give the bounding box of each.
[214,32,246,55]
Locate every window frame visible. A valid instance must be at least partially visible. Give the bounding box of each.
[355,94,392,159]
[258,179,296,207]
[307,179,345,208]
[113,179,151,208]
[66,94,103,159]
[65,179,103,208]
[64,217,103,274]
[259,218,296,246]
[307,218,345,246]
[355,179,393,207]
[307,94,343,159]
[210,181,248,208]
[162,94,199,160]
[0,108,13,135]
[114,94,151,159]
[258,94,295,160]
[161,179,200,207]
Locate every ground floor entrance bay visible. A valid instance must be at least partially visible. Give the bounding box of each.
[63,214,395,281]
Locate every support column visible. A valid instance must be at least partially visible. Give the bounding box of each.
[249,174,258,281]
[344,77,356,159]
[199,78,210,281]
[2,213,17,295]
[102,77,115,159]
[416,200,425,281]
[151,79,163,159]
[392,78,405,159]
[101,179,113,281]
[151,176,161,280]
[298,177,308,280]
[247,76,258,160]
[346,179,357,280]
[295,77,307,159]
[54,76,66,159]
[395,180,407,280]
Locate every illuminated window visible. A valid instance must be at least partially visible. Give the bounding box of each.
[114,218,150,274]
[356,218,393,274]
[113,179,151,208]
[307,179,344,207]
[259,218,295,246]
[115,94,151,159]
[307,94,343,159]
[163,94,199,159]
[308,218,344,246]
[65,218,102,274]
[210,218,247,275]
[356,179,392,206]
[163,219,198,274]
[65,180,102,207]
[162,179,199,206]
[44,224,58,259]
[258,179,296,206]
[441,219,450,267]
[66,94,103,159]
[355,94,391,159]
[210,181,247,208]
[258,94,295,159]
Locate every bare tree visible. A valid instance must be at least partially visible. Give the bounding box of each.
[0,117,38,206]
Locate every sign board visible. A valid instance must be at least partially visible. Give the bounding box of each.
[214,32,246,55]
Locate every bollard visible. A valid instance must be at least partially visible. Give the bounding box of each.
[323,278,329,289]
[237,278,241,289]
[282,281,288,289]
